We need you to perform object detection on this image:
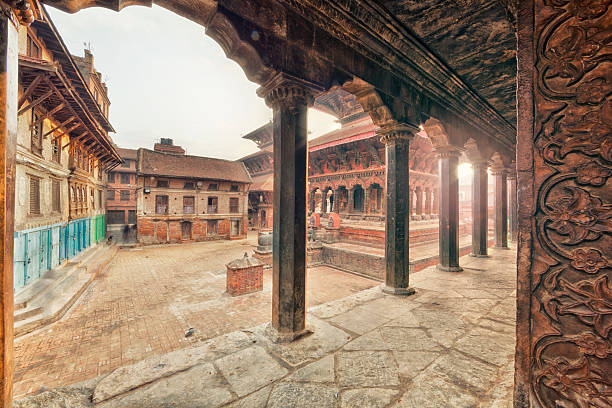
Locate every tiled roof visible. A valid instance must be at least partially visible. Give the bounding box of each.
[117,148,137,160]
[249,173,274,192]
[137,149,252,183]
[309,118,377,149]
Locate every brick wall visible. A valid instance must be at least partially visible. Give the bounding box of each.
[226,263,263,296]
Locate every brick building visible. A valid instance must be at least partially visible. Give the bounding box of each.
[106,148,138,241]
[136,141,251,244]
[13,8,121,290]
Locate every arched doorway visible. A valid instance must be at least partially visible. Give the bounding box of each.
[353,185,364,212]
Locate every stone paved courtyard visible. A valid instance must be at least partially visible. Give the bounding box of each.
[13,233,378,398]
[15,246,516,407]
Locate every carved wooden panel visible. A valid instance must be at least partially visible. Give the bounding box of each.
[521,0,612,406]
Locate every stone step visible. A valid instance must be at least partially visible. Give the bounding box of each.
[14,244,118,338]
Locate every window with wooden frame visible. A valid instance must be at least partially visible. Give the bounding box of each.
[51,178,60,213]
[155,195,169,214]
[31,110,43,155]
[91,188,95,208]
[121,160,130,168]
[208,183,218,191]
[230,185,239,192]
[98,189,103,209]
[183,196,195,214]
[120,173,130,184]
[229,197,240,213]
[29,176,40,215]
[52,136,61,163]
[207,197,218,214]
[26,34,41,59]
[156,179,169,188]
[183,181,195,190]
[106,189,115,200]
[120,190,130,201]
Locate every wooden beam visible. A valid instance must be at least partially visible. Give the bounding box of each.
[17,89,53,116]
[44,115,75,138]
[53,122,80,141]
[17,74,44,108]
[34,103,65,133]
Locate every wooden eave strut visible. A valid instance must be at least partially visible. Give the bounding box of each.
[17,58,121,164]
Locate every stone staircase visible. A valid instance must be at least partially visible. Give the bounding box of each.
[14,244,118,338]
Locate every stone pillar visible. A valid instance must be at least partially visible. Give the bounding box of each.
[424,187,432,216]
[471,161,489,257]
[380,124,416,296]
[363,187,370,214]
[320,189,327,213]
[437,147,462,272]
[432,187,439,217]
[415,186,423,217]
[347,187,354,213]
[0,12,18,406]
[257,73,321,341]
[508,173,518,242]
[332,189,340,212]
[493,169,508,248]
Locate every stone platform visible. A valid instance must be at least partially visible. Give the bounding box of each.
[15,247,516,407]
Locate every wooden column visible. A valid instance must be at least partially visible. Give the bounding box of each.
[0,13,17,407]
[437,147,462,272]
[493,169,508,248]
[415,186,423,217]
[380,124,415,296]
[363,187,369,214]
[471,161,489,257]
[508,173,518,242]
[408,188,414,216]
[257,73,320,341]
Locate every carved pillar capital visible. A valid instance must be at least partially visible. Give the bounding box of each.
[257,72,323,110]
[470,159,490,170]
[377,122,417,144]
[491,167,509,177]
[435,145,464,159]
[3,0,35,26]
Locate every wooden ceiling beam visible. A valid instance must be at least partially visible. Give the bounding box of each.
[36,102,65,133]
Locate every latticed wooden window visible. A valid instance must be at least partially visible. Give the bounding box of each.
[27,35,40,58]
[106,189,114,200]
[52,179,60,212]
[120,190,130,201]
[120,173,130,184]
[156,195,169,214]
[31,111,42,155]
[230,197,239,213]
[183,196,195,214]
[52,137,61,163]
[29,176,40,215]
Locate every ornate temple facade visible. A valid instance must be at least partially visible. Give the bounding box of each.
[242,89,440,228]
[308,89,439,221]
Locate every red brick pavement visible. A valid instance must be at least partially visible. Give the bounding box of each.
[13,235,377,398]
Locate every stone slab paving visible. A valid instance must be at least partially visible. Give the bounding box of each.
[15,246,516,407]
[13,233,378,398]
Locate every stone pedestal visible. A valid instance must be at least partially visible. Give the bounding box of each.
[226,254,263,296]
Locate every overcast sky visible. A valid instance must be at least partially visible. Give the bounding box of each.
[47,5,340,161]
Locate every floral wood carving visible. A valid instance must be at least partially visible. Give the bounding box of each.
[532,0,612,407]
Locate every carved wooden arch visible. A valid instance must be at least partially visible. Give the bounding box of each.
[365,177,384,190]
[42,0,275,85]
